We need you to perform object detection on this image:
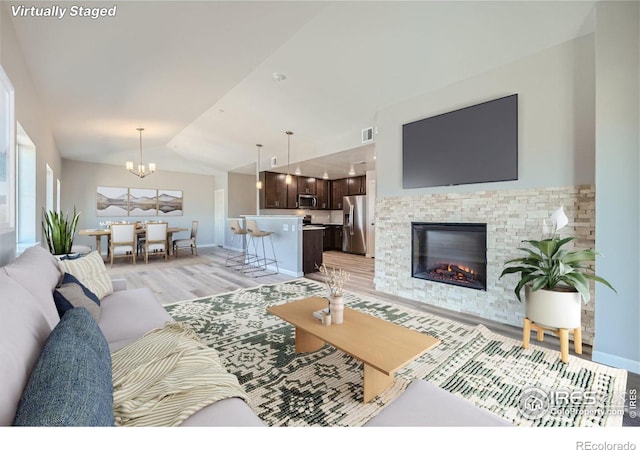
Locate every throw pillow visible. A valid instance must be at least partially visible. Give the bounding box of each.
[53,272,101,322]
[57,250,113,300]
[12,307,115,426]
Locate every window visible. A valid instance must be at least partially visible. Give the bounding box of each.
[46,163,53,213]
[17,122,36,247]
[0,65,15,234]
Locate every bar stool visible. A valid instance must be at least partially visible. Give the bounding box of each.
[243,219,279,277]
[225,219,249,269]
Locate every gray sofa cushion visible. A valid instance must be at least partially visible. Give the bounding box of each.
[2,245,62,329]
[0,272,55,426]
[98,287,174,352]
[181,398,265,426]
[13,308,114,426]
[365,379,513,426]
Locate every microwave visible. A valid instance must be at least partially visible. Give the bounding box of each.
[298,194,318,209]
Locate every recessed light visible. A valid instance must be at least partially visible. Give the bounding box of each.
[272,72,287,82]
[322,172,329,179]
[348,165,356,176]
[294,167,301,175]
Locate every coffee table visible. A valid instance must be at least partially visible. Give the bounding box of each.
[266,296,440,402]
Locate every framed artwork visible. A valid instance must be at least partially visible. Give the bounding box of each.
[158,189,183,216]
[129,188,158,216]
[0,66,15,234]
[96,186,128,217]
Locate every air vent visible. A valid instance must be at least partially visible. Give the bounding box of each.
[270,156,278,167]
[362,126,374,144]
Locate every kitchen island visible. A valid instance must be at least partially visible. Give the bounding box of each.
[230,215,324,277]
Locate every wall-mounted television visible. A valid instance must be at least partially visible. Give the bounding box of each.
[402,94,518,189]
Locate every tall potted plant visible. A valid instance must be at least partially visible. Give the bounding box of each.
[42,207,80,256]
[499,226,616,329]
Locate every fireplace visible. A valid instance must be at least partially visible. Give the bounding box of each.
[411,222,487,290]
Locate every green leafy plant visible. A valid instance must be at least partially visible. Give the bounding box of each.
[499,236,616,304]
[42,207,80,255]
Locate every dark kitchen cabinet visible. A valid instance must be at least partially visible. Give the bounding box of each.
[303,229,323,274]
[259,171,298,209]
[331,179,347,210]
[260,171,287,209]
[297,177,317,195]
[347,175,366,195]
[286,174,298,208]
[316,179,329,210]
[323,225,343,251]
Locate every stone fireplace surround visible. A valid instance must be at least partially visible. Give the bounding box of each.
[375,185,596,344]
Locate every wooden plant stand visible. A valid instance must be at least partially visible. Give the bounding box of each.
[523,317,582,363]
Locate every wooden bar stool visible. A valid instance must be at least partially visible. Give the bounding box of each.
[243,219,279,277]
[226,219,251,269]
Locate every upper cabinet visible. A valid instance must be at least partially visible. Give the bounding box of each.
[347,175,366,195]
[316,179,329,210]
[260,171,287,209]
[260,172,364,210]
[331,179,347,210]
[298,176,317,195]
[286,174,298,208]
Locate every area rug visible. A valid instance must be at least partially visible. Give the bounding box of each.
[165,279,628,427]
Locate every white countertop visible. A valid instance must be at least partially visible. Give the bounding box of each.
[302,226,325,231]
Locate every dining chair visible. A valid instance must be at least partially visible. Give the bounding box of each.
[173,220,199,258]
[109,223,136,267]
[143,222,168,264]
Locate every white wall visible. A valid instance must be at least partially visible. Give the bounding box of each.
[227,172,257,218]
[376,34,595,199]
[0,3,62,265]
[61,159,216,249]
[593,1,640,373]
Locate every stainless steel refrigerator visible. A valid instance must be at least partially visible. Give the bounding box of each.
[342,195,366,255]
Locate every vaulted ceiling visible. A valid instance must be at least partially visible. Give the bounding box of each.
[8,1,595,179]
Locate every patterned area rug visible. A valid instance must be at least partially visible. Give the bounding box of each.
[165,279,628,427]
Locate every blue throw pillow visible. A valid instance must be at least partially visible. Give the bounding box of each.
[53,272,101,321]
[12,308,114,426]
[58,253,84,261]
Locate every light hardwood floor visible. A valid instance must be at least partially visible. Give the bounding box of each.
[105,245,638,426]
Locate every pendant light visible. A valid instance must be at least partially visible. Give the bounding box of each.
[285,131,293,184]
[256,144,263,189]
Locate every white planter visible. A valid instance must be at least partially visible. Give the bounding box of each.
[524,284,582,329]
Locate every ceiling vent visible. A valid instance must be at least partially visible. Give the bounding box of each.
[270,156,278,167]
[362,126,374,144]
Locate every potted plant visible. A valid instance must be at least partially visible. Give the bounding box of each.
[42,206,80,256]
[499,234,616,329]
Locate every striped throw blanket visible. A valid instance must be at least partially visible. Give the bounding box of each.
[111,321,249,426]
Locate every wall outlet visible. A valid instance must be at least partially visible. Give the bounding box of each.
[282,224,289,231]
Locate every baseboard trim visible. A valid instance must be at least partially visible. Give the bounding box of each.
[592,350,640,374]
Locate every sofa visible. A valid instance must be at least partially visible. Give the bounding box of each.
[1,245,513,427]
[0,245,263,427]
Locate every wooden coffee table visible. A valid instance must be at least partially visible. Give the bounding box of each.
[266,296,440,402]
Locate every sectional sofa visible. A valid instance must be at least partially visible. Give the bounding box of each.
[0,245,263,426]
[0,244,512,427]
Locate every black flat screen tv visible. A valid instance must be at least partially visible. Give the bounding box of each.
[402,94,518,189]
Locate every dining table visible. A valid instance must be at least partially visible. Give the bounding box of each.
[79,225,188,259]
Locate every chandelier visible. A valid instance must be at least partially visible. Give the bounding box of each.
[126,128,156,178]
